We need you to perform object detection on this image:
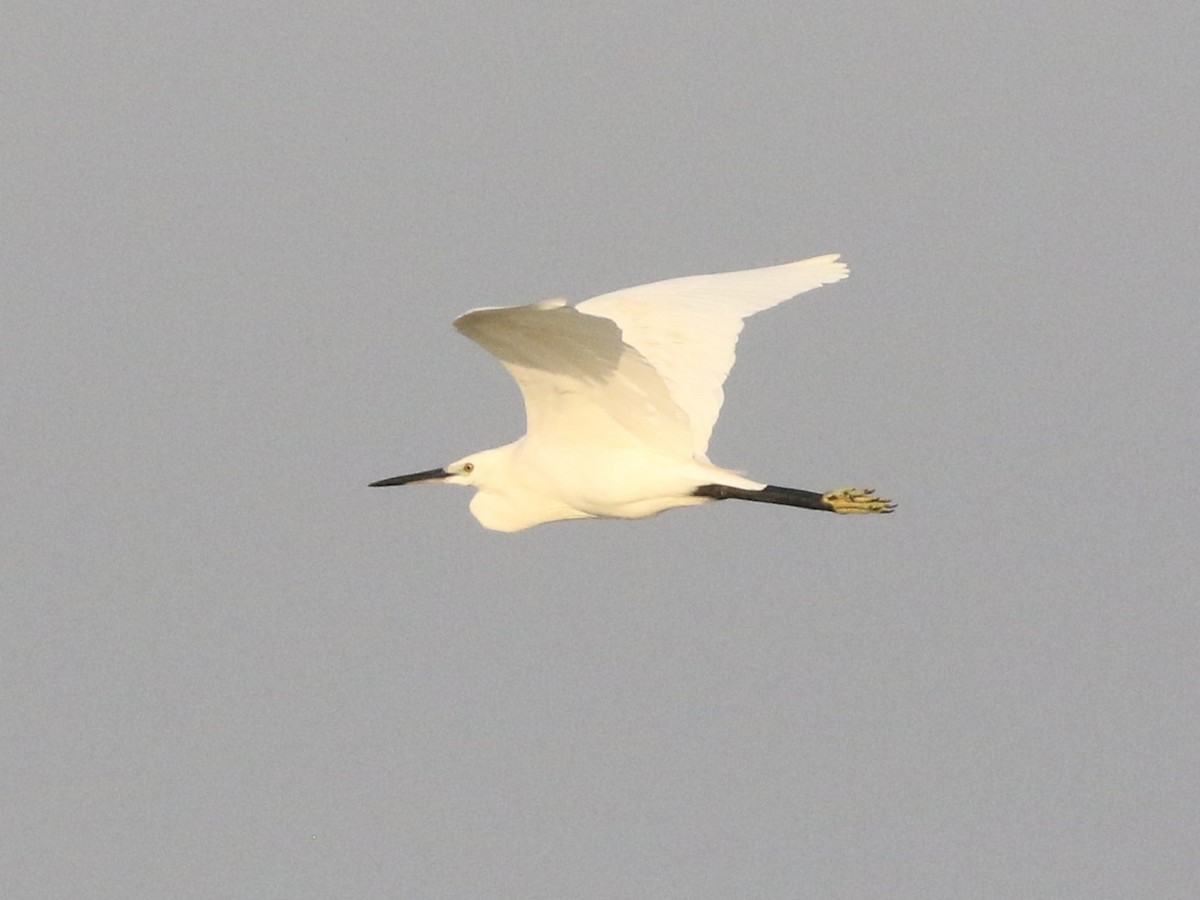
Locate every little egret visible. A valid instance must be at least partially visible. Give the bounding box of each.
[371,253,895,531]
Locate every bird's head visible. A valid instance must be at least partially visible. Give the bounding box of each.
[371,444,557,532]
[368,458,473,489]
[369,446,512,491]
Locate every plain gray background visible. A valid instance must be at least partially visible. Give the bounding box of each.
[5,1,1198,897]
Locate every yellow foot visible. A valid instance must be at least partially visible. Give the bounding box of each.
[822,487,896,515]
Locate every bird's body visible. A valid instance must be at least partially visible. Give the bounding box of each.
[372,254,895,531]
[461,439,760,531]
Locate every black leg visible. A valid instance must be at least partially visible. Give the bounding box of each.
[693,483,896,514]
[692,483,830,511]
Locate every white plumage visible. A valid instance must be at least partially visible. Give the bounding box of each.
[372,254,894,531]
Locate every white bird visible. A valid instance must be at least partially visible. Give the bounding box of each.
[372,253,895,531]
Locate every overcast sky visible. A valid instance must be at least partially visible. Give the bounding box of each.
[5,2,1199,897]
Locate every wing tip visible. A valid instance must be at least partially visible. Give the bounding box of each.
[798,253,850,284]
[453,299,569,332]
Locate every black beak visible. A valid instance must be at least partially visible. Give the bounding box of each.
[369,467,450,487]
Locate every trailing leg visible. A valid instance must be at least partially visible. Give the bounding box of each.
[692,483,895,514]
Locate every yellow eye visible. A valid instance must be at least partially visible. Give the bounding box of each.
[462,462,474,473]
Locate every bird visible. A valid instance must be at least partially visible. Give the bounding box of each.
[371,253,895,531]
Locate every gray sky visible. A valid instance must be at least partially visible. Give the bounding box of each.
[5,1,1199,897]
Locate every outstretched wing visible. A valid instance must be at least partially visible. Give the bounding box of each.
[576,254,848,459]
[453,301,694,456]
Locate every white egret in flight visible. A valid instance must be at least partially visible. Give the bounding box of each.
[372,254,895,531]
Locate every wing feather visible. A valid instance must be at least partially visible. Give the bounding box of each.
[453,304,694,455]
[576,254,848,458]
